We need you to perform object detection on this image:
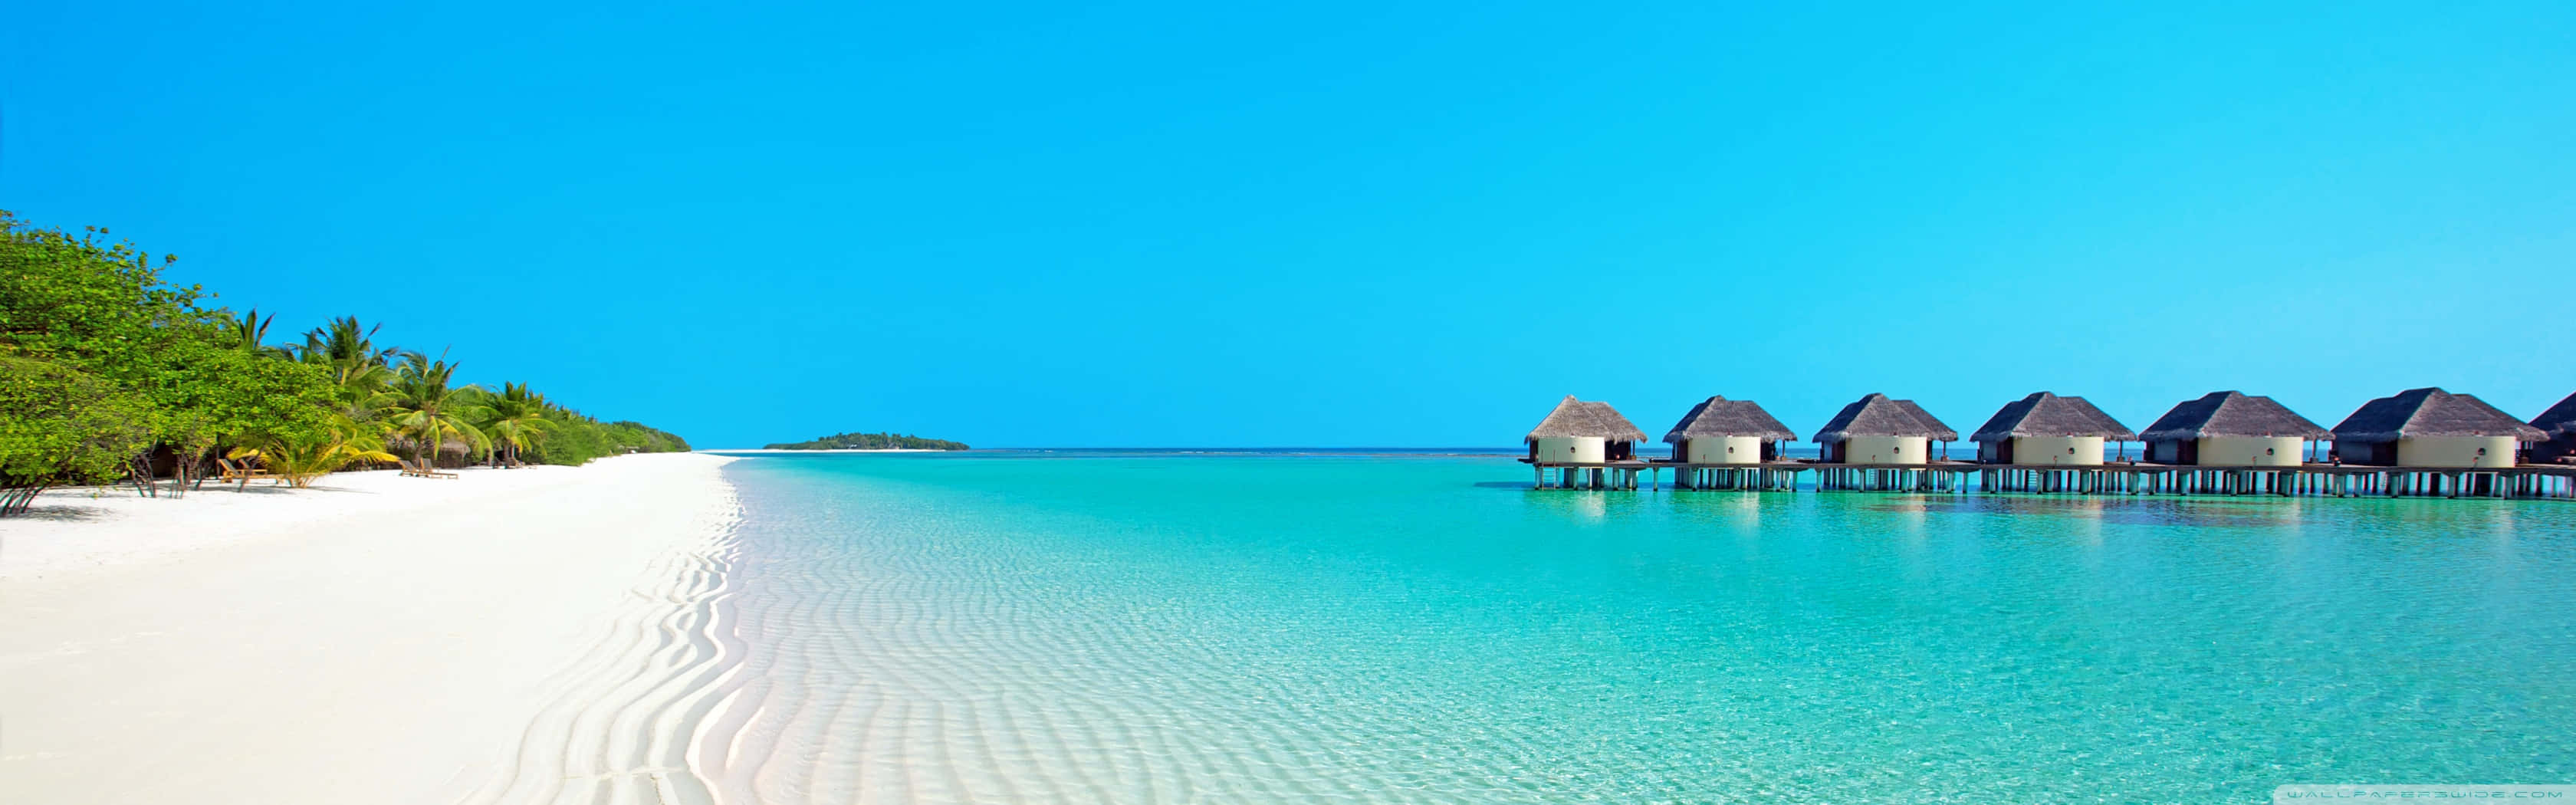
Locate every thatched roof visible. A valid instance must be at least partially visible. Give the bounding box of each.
[1811,393,1957,442]
[2532,392,2576,441]
[2330,387,2546,442]
[1891,400,1957,442]
[2138,391,2331,442]
[1582,401,1650,442]
[1662,396,1796,444]
[1525,396,1646,442]
[386,434,472,455]
[1970,392,2137,442]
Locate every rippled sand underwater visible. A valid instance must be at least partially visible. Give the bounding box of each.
[624,453,2576,803]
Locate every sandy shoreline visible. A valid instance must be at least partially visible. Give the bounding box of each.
[0,452,750,803]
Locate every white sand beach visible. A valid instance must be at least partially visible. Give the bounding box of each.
[0,452,747,804]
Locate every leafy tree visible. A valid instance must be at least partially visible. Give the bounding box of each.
[143,328,339,485]
[0,212,201,376]
[2,211,335,494]
[0,357,153,514]
[517,405,691,466]
[765,431,968,450]
[0,209,694,511]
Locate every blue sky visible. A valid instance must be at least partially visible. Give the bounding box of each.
[7,1,2571,448]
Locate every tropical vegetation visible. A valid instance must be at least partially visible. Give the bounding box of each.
[764,432,968,451]
[0,210,690,514]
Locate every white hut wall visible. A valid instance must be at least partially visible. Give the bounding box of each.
[1839,435,1927,465]
[2013,435,2105,466]
[1684,435,1764,465]
[2196,436,2302,467]
[2397,436,2518,468]
[1534,436,1608,463]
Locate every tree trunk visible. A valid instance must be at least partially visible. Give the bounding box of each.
[170,448,199,498]
[418,423,437,469]
[128,452,157,498]
[186,449,211,492]
[1,483,50,517]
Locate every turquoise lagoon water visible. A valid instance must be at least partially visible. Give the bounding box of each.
[708,452,2575,803]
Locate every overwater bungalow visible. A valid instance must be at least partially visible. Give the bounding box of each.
[1583,401,1648,455]
[1662,396,1795,465]
[2330,387,2545,468]
[1524,396,1645,463]
[2532,393,2576,464]
[1970,392,2135,465]
[1811,393,1957,465]
[2138,391,2330,467]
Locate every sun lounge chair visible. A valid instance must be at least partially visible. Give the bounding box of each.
[215,458,284,488]
[399,459,459,479]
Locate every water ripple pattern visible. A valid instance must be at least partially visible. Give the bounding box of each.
[705,453,2576,803]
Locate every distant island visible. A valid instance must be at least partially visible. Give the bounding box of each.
[764,432,969,451]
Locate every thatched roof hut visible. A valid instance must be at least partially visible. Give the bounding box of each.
[385,433,477,468]
[1525,396,1646,442]
[1525,396,1605,442]
[1524,396,1644,462]
[1662,396,1796,444]
[2137,391,2328,466]
[2330,387,2544,467]
[1812,393,1956,443]
[1971,392,2136,442]
[2535,393,2576,436]
[2328,388,2544,442]
[1890,400,1956,441]
[2532,392,2576,461]
[385,434,474,455]
[1581,401,1650,443]
[2140,391,2331,442]
[1661,396,1792,465]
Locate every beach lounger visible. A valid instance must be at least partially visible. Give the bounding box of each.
[399,459,459,479]
[215,458,284,487]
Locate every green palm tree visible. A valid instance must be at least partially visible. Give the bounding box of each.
[294,316,402,427]
[228,414,400,488]
[476,382,551,468]
[224,309,293,358]
[385,351,488,468]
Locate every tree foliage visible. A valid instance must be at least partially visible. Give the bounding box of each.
[764,431,968,451]
[518,407,692,466]
[228,414,400,489]
[472,382,551,467]
[0,209,692,512]
[384,351,489,464]
[0,358,155,513]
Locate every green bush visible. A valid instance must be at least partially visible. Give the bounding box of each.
[764,431,967,450]
[0,209,693,501]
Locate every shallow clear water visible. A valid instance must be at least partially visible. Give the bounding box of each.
[711,452,2576,803]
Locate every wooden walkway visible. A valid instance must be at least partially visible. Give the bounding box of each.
[1520,458,2576,500]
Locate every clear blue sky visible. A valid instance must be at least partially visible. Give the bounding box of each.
[7,1,2571,448]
